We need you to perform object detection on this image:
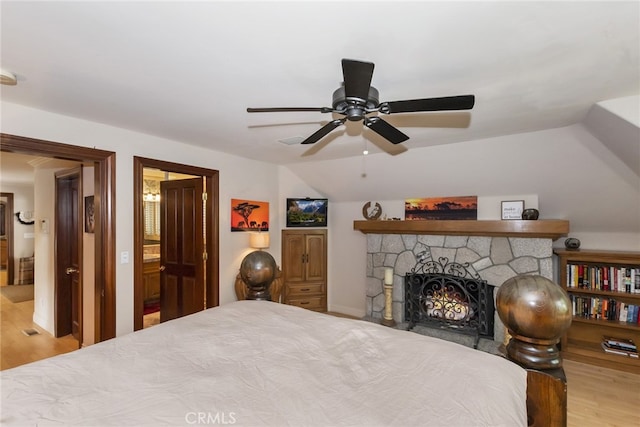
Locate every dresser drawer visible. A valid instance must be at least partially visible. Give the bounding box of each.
[285,296,325,311]
[285,283,324,297]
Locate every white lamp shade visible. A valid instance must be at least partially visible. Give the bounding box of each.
[250,232,270,249]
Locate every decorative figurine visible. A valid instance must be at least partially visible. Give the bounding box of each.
[521,208,539,220]
[564,238,581,250]
[362,201,382,220]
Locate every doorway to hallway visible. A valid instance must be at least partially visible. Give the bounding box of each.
[133,157,219,331]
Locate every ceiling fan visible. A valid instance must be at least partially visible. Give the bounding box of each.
[247,59,475,146]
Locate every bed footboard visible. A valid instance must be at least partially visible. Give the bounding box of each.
[526,368,567,427]
[496,275,572,427]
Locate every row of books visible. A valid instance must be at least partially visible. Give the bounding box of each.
[601,336,638,358]
[566,264,640,293]
[570,295,640,323]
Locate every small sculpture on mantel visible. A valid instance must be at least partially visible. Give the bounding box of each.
[564,237,581,250]
[521,208,539,220]
[362,201,382,220]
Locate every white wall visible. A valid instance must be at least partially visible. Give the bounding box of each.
[3,101,281,337]
[284,125,640,316]
[284,125,640,237]
[83,166,95,345]
[32,167,57,332]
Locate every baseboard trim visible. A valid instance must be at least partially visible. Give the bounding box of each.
[327,304,365,319]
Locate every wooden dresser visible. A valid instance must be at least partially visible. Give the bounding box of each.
[281,229,327,312]
[0,238,7,270]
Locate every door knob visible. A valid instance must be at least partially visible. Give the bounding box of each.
[159,265,166,271]
[65,267,79,275]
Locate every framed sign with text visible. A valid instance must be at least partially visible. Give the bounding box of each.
[501,200,524,220]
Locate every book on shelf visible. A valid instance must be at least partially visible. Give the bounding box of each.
[602,336,637,351]
[602,341,637,353]
[619,303,628,322]
[566,264,640,293]
[627,305,640,324]
[601,342,639,358]
[570,295,640,323]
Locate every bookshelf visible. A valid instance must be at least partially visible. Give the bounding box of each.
[555,249,640,374]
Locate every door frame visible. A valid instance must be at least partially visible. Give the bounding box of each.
[0,192,14,286]
[0,133,116,341]
[133,156,219,331]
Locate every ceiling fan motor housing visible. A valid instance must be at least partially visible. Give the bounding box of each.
[332,86,379,121]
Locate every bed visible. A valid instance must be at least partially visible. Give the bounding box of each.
[1,301,564,426]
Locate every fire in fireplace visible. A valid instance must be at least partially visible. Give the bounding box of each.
[405,254,494,348]
[427,288,475,322]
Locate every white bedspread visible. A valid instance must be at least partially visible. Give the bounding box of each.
[1,301,526,426]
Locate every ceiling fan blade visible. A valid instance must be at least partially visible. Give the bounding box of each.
[247,107,334,113]
[364,117,409,144]
[342,59,374,102]
[381,95,475,114]
[301,118,346,145]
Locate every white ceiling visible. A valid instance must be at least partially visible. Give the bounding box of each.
[1,1,638,165]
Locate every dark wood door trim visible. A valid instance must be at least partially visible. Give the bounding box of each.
[0,133,116,341]
[0,192,15,286]
[133,156,219,331]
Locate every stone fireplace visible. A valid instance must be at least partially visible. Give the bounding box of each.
[354,219,569,344]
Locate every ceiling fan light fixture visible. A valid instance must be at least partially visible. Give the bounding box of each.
[278,136,305,145]
[332,86,379,112]
[0,69,17,86]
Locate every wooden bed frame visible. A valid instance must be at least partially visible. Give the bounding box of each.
[496,275,571,427]
[525,367,566,427]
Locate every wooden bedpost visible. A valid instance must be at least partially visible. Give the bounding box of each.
[496,275,572,427]
[525,368,567,427]
[235,267,282,302]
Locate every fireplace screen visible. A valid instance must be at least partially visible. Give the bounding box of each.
[405,256,494,348]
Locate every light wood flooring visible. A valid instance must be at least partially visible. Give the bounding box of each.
[564,358,640,426]
[1,293,78,370]
[2,300,639,425]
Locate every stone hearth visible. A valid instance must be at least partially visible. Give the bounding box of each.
[364,234,554,344]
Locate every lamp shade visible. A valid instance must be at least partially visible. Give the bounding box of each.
[250,232,270,249]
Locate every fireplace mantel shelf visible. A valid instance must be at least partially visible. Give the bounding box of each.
[353,219,570,240]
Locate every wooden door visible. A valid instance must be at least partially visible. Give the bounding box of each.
[159,178,205,322]
[0,193,14,286]
[305,233,326,282]
[282,232,306,283]
[55,168,82,344]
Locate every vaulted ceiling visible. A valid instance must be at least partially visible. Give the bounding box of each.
[1,1,638,165]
